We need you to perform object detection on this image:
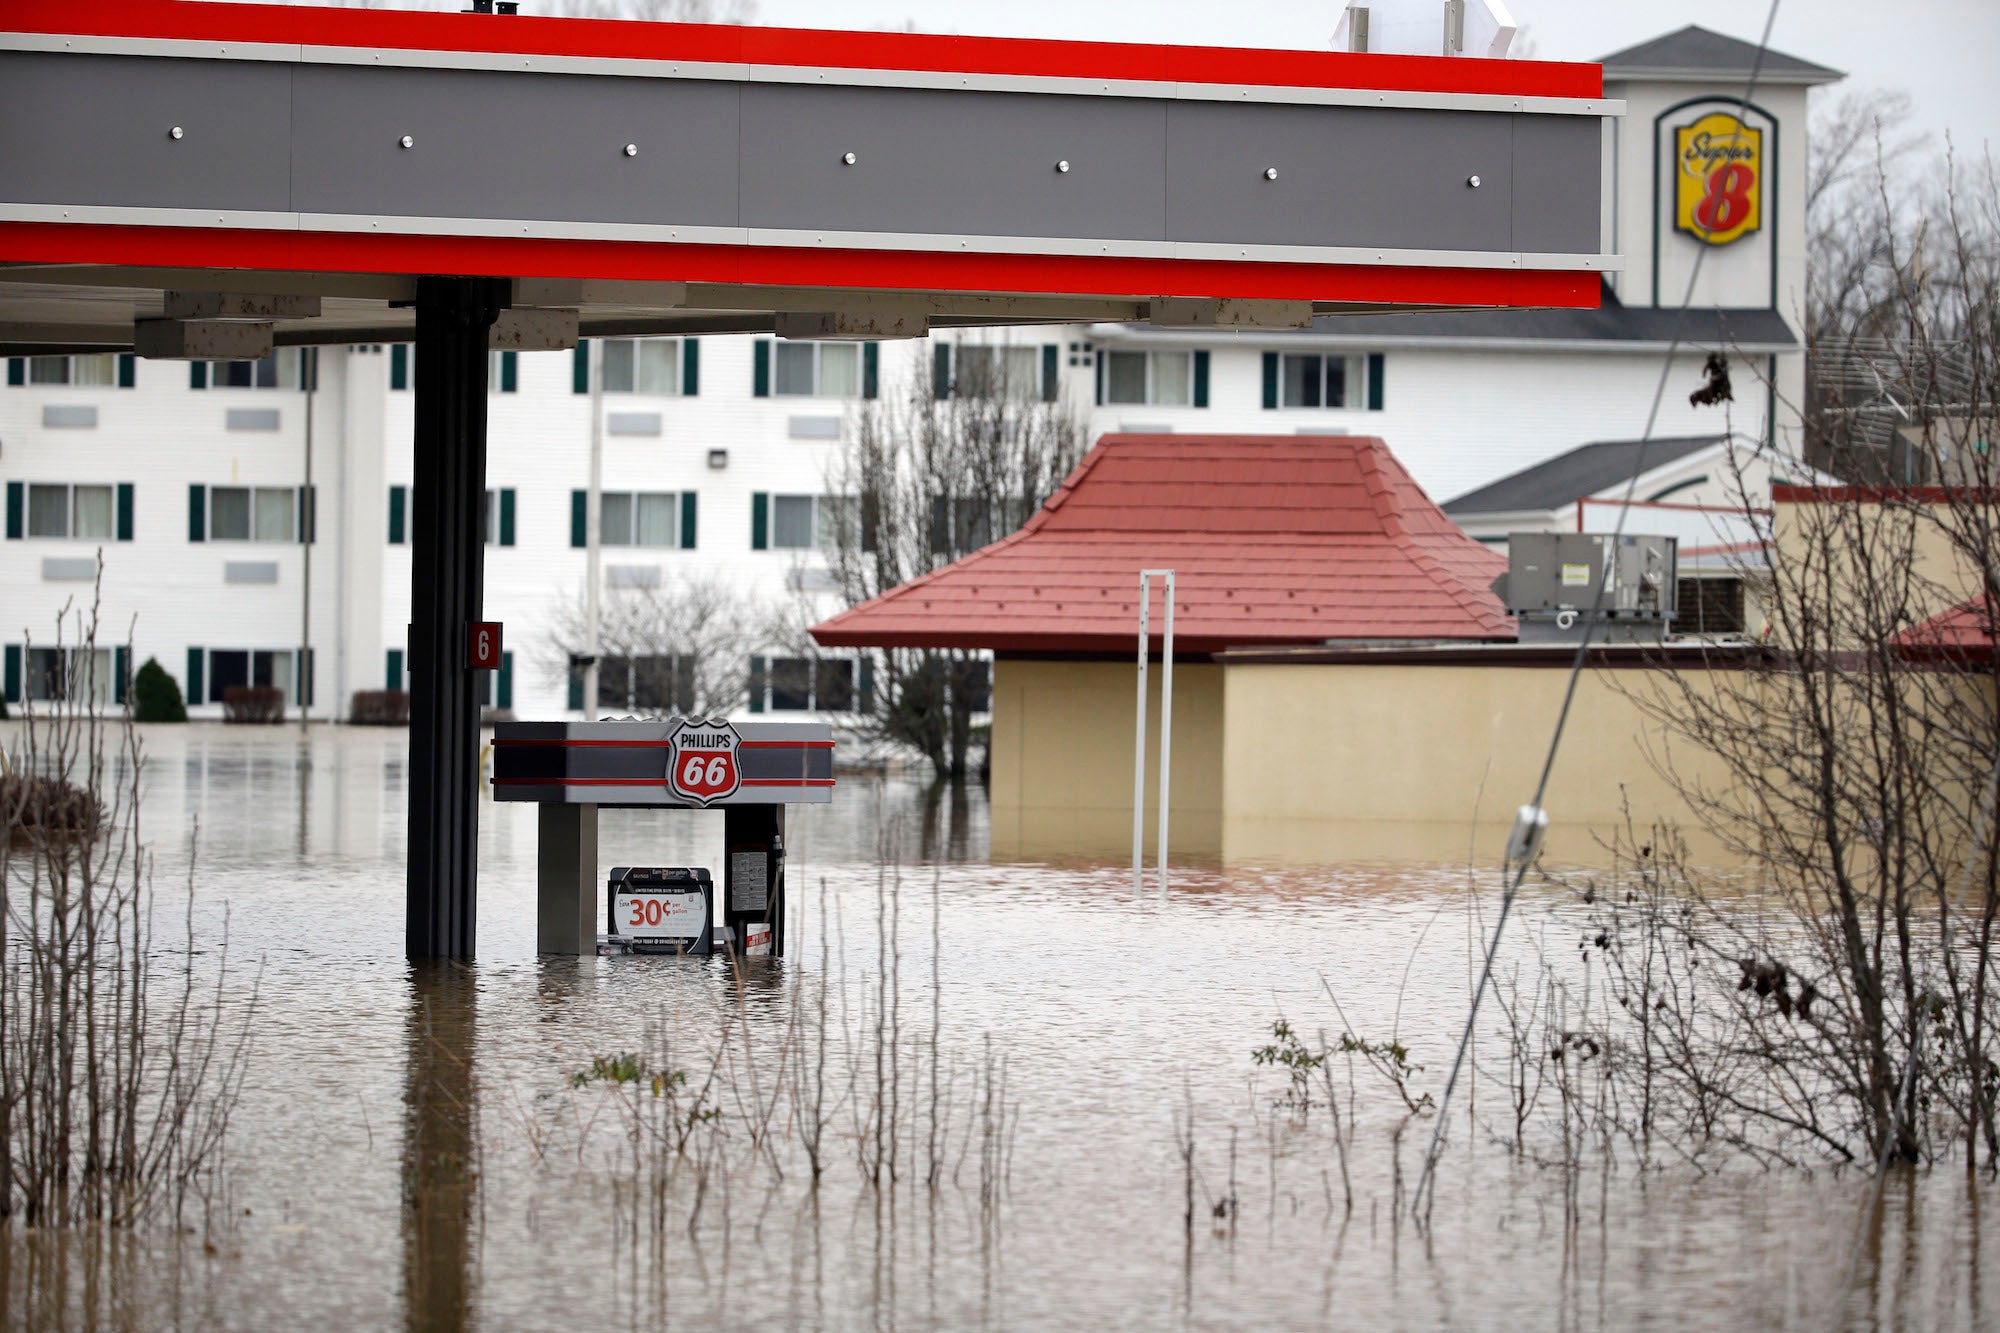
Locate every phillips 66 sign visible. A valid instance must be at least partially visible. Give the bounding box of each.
[665,717,743,806]
[1674,111,1762,247]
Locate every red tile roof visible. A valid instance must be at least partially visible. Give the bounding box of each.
[1894,596,2000,667]
[810,434,1513,655]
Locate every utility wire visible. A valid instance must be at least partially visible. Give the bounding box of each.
[1411,0,1787,1223]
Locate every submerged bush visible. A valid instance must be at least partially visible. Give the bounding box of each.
[1,771,105,849]
[131,656,188,722]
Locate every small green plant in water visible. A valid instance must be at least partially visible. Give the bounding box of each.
[1252,1020,1328,1114]
[570,1052,688,1099]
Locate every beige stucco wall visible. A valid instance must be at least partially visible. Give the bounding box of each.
[989,659,1224,859]
[1773,496,1982,632]
[1219,661,1744,866]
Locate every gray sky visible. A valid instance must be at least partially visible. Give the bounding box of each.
[748,0,1996,154]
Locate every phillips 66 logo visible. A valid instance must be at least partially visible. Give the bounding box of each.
[666,717,742,806]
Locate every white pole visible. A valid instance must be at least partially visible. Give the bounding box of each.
[1132,571,1151,893]
[583,338,603,717]
[1156,570,1174,896]
[300,348,315,734]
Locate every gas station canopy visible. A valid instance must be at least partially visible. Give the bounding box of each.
[0,0,1622,958]
[0,0,1619,355]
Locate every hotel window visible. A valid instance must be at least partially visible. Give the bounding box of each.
[601,491,679,548]
[953,345,1040,400]
[777,494,853,550]
[26,647,115,705]
[1282,353,1357,408]
[1104,350,1194,406]
[775,341,862,397]
[21,483,116,540]
[486,350,519,393]
[761,656,856,712]
[482,488,518,546]
[601,338,683,396]
[1262,351,1385,411]
[205,353,283,390]
[599,654,696,714]
[21,354,120,387]
[201,649,299,705]
[208,486,296,542]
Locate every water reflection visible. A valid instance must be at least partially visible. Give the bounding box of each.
[0,727,1989,1330]
[402,962,479,1333]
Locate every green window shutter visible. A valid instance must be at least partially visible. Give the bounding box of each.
[189,362,208,390]
[1041,343,1059,402]
[388,485,406,545]
[500,350,518,393]
[862,342,880,399]
[390,344,409,391]
[387,648,404,689]
[299,348,318,392]
[114,646,129,705]
[1261,352,1279,409]
[681,338,700,396]
[566,670,583,712]
[188,484,206,542]
[299,648,315,707]
[570,490,586,547]
[1192,351,1211,408]
[116,483,134,541]
[498,651,514,710]
[751,492,769,549]
[186,647,204,705]
[4,645,19,704]
[932,343,952,400]
[752,339,770,397]
[572,341,590,394]
[499,488,516,546]
[679,492,697,549]
[1367,353,1385,411]
[748,656,767,714]
[299,486,317,544]
[6,358,23,387]
[5,481,22,539]
[1094,349,1104,405]
[858,654,875,713]
[117,354,136,388]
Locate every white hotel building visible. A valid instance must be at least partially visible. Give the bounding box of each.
[0,27,1835,723]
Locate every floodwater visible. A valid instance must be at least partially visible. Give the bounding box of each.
[1,726,1990,1331]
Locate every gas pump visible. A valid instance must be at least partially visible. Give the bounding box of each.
[723,805,786,958]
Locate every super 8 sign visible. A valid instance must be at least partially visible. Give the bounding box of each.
[1674,112,1762,247]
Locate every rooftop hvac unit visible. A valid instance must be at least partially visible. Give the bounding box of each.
[1494,533,1678,643]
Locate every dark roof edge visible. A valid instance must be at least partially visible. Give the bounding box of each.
[1217,641,1773,668]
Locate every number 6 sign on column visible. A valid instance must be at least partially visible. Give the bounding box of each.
[467,621,502,670]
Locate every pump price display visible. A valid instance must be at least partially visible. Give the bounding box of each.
[614,891,706,939]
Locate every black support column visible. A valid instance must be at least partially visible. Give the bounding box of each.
[406,277,506,958]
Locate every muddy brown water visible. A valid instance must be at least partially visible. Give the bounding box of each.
[0,727,1989,1330]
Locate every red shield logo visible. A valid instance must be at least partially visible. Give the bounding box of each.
[665,718,742,806]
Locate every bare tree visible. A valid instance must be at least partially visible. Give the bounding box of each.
[1552,161,2000,1171]
[0,576,252,1229]
[820,335,1087,778]
[542,570,764,718]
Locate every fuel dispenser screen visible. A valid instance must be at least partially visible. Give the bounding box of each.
[607,866,713,955]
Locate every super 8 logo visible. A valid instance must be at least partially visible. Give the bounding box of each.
[1675,112,1762,247]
